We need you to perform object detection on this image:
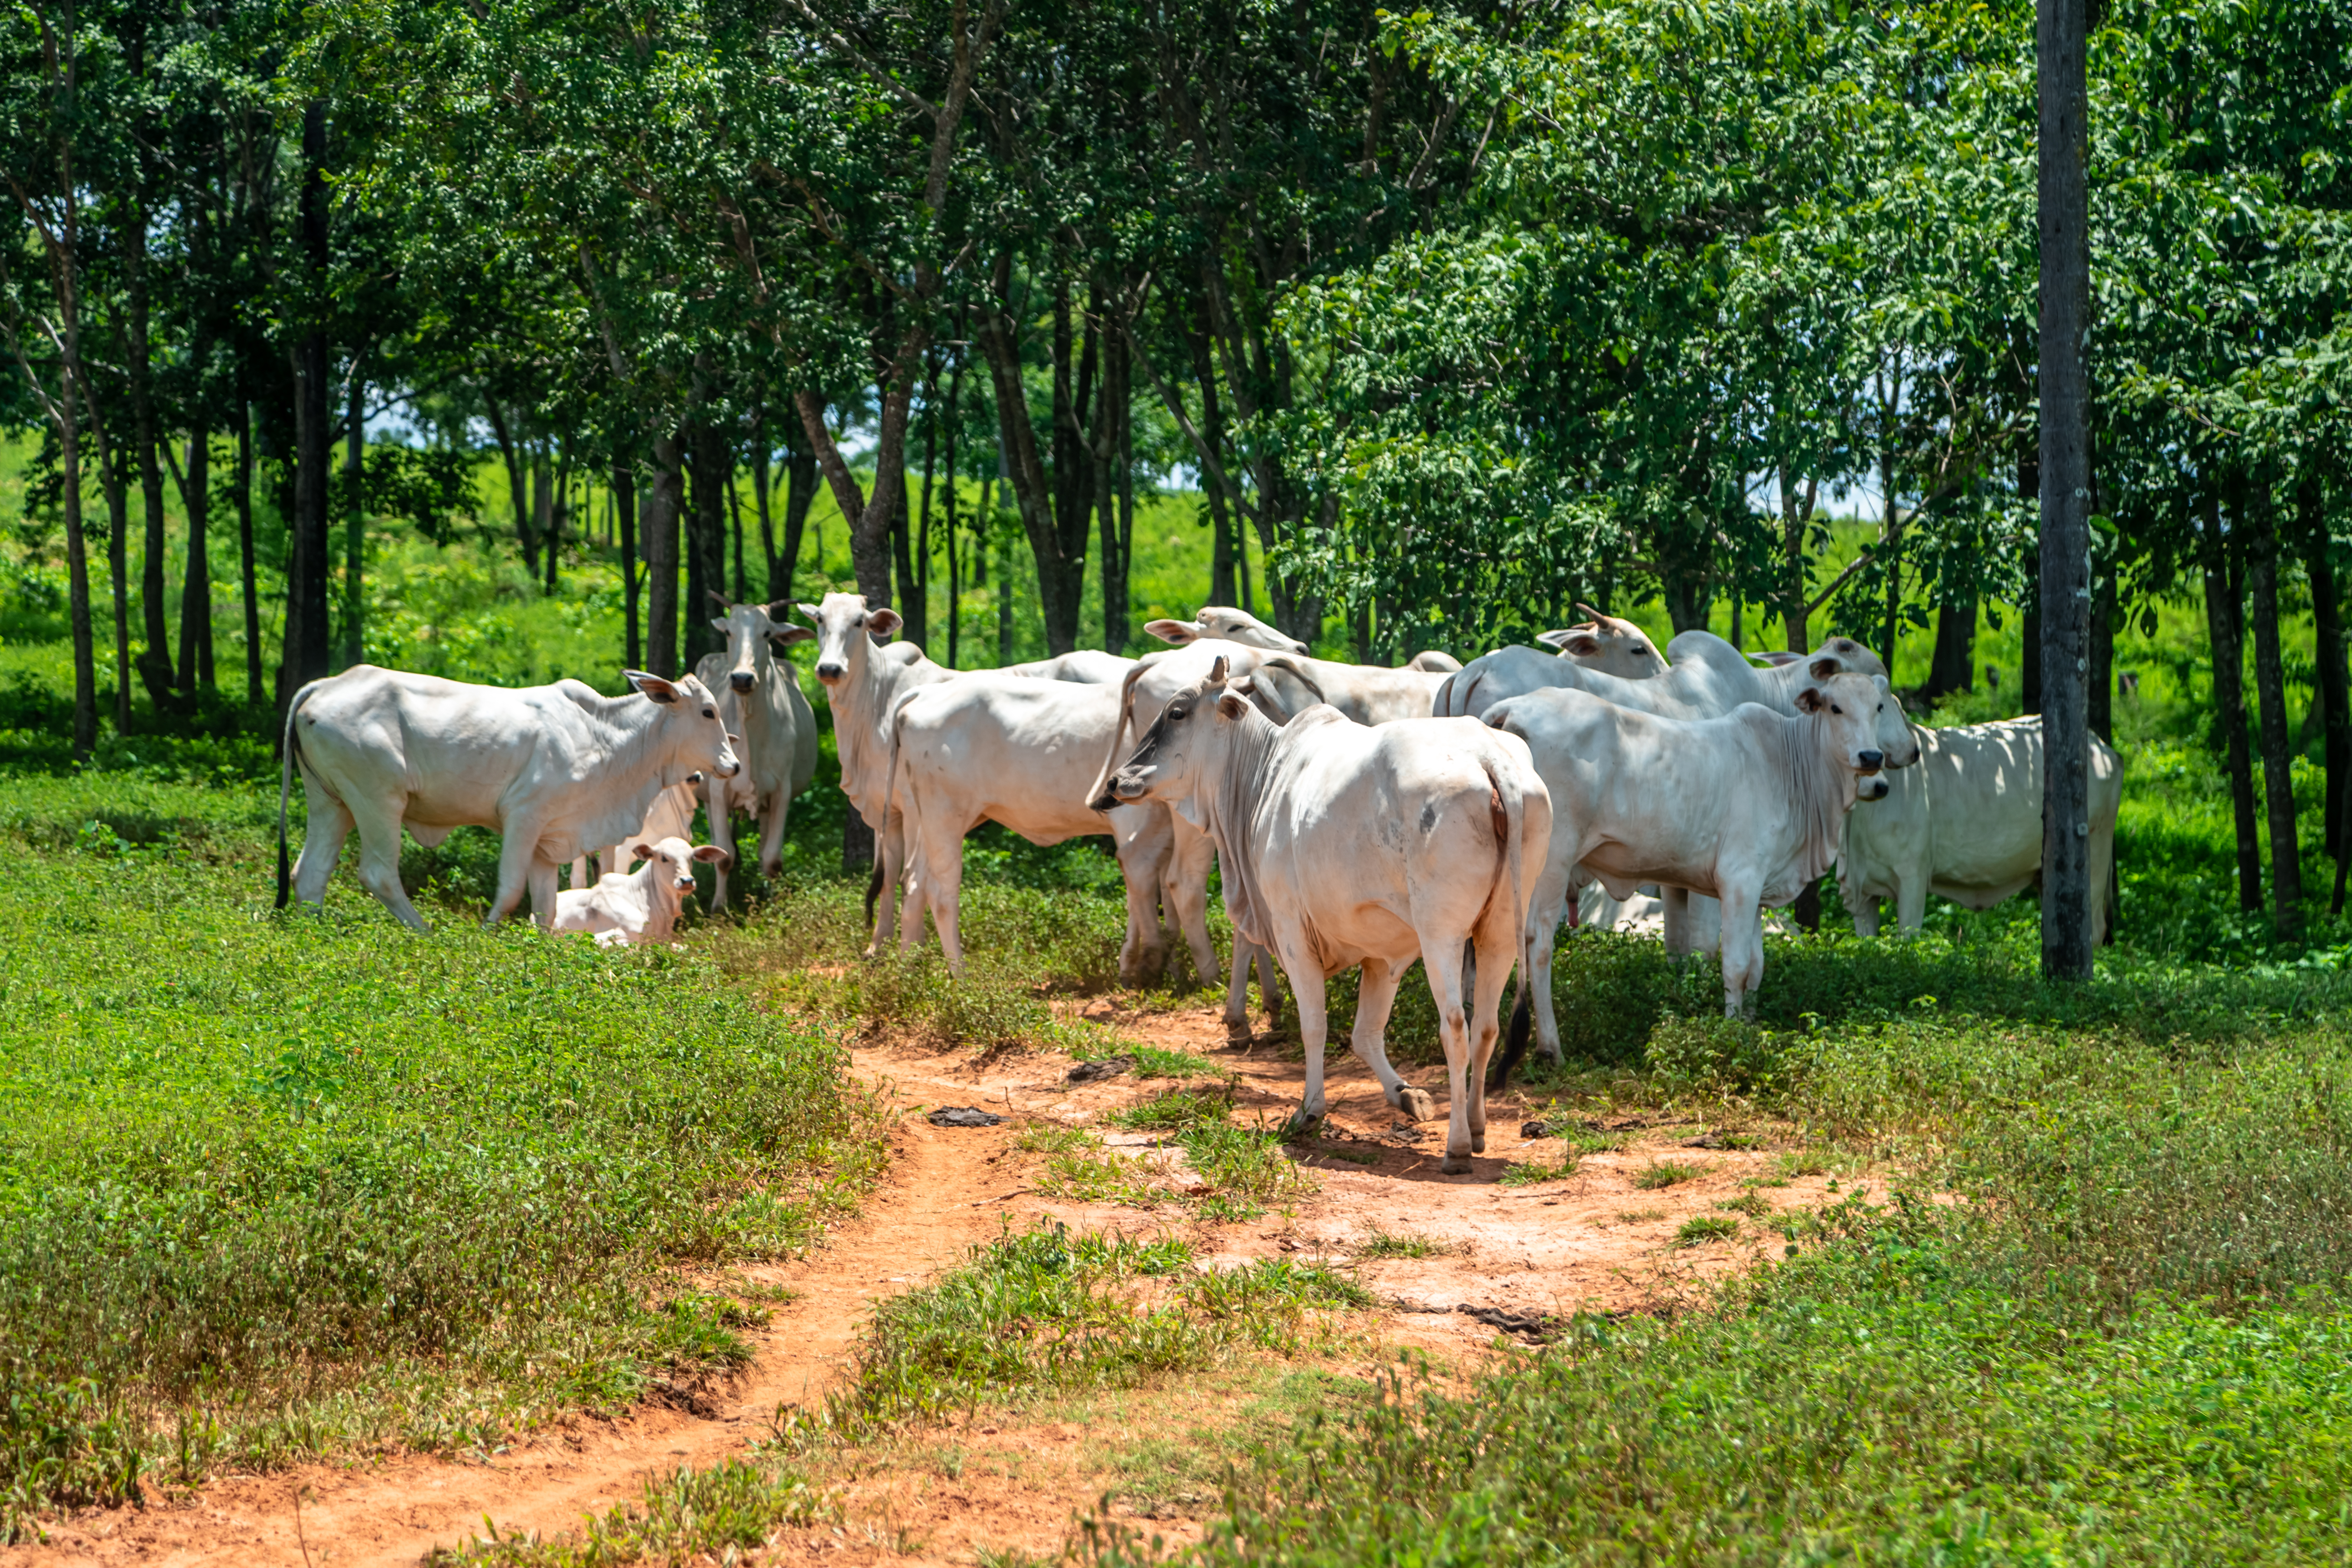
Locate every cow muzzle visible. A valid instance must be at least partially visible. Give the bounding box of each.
[1857,749,1884,773]
[674,875,697,891]
[730,669,755,693]
[1859,775,1892,802]
[815,661,845,681]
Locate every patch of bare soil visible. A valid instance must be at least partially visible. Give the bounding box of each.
[6,1004,1868,1568]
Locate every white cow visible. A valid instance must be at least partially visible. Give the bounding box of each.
[1238,654,1450,727]
[1006,649,1138,684]
[1534,604,1668,678]
[701,597,822,905]
[1485,672,1895,1076]
[1145,606,1309,654]
[787,594,954,952]
[1840,717,2123,940]
[1437,630,1889,723]
[885,673,1218,985]
[276,667,739,929]
[570,773,703,890]
[1095,655,1551,1171]
[553,835,732,947]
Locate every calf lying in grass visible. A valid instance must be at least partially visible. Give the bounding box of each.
[554,837,731,947]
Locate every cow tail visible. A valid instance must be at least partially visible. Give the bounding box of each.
[275,680,319,910]
[870,697,912,935]
[1475,752,1534,1091]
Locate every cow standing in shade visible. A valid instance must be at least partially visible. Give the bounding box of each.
[1840,717,2124,939]
[1485,672,1894,1081]
[277,668,739,929]
[1095,655,1550,1172]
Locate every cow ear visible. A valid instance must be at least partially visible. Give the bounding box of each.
[1144,619,1200,646]
[796,602,822,620]
[709,616,730,632]
[867,606,903,637]
[1216,691,1252,720]
[769,624,816,645]
[630,840,657,861]
[626,671,681,704]
[1565,634,1603,657]
[1534,628,1570,649]
[1808,656,1840,681]
[1207,654,1229,685]
[1794,687,1827,714]
[687,771,705,786]
[692,844,733,868]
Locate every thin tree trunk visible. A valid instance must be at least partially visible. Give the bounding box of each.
[645,433,683,678]
[546,438,568,596]
[753,418,779,601]
[614,452,639,670]
[341,370,365,665]
[729,455,746,602]
[1779,464,1814,654]
[237,403,261,707]
[94,407,134,731]
[125,154,176,707]
[485,398,535,577]
[1184,299,1238,608]
[1878,363,1903,671]
[2205,514,2262,913]
[942,347,964,668]
[780,443,815,606]
[974,256,1088,654]
[281,98,333,710]
[176,424,214,689]
[687,409,728,663]
[1096,327,1130,655]
[2301,483,2349,867]
[1116,356,1135,656]
[2248,514,2303,935]
[893,469,923,649]
[2088,568,2114,743]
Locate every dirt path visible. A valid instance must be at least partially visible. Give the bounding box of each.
[9,1010,1875,1568]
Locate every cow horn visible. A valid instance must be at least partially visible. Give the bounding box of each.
[707,590,733,609]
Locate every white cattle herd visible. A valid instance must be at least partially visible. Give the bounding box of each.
[277,597,2122,1133]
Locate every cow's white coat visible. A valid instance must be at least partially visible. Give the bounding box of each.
[552,835,731,946]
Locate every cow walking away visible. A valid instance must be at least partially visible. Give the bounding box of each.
[1486,672,1895,1082]
[276,667,739,929]
[1095,655,1550,1172]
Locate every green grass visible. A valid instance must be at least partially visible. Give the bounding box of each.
[1670,1214,1741,1248]
[1033,1101,1317,1221]
[0,774,876,1542]
[792,1224,1368,1441]
[1629,1159,1708,1190]
[425,1458,828,1568]
[1352,1226,1456,1259]
[1497,1152,1580,1187]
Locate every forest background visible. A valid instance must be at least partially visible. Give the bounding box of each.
[5,0,2350,946]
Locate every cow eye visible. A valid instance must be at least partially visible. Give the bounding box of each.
[1169,705,1186,720]
[703,706,716,718]
[1831,704,1843,714]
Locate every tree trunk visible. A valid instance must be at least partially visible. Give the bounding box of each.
[2248,516,2303,936]
[282,99,334,710]
[1926,598,1975,700]
[1878,364,1903,672]
[2204,518,2262,913]
[2087,569,2114,743]
[342,372,366,666]
[485,399,535,577]
[753,421,778,602]
[614,453,639,671]
[2300,485,2349,866]
[237,403,262,708]
[1187,301,1238,608]
[941,349,964,668]
[56,329,99,755]
[546,439,567,596]
[687,413,728,664]
[1097,328,1131,655]
[892,484,923,649]
[177,425,214,689]
[974,254,1087,653]
[645,433,683,678]
[92,407,135,731]
[1779,465,1813,654]
[2037,0,2093,977]
[125,171,176,709]
[781,444,815,605]
[729,458,746,603]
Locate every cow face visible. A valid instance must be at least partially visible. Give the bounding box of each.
[1537,603,1664,678]
[633,836,733,903]
[1794,673,1893,800]
[1143,606,1308,655]
[796,593,902,687]
[1095,655,1251,821]
[626,670,742,780]
[710,597,795,694]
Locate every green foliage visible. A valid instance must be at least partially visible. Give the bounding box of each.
[426,1459,827,1568]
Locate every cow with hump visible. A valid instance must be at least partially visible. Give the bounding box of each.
[699,594,822,905]
[1484,671,1896,1084]
[276,666,739,929]
[1093,654,1551,1173]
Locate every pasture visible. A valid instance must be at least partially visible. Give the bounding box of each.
[7,569,2352,1561]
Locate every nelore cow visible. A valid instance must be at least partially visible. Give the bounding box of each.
[792,594,953,952]
[553,835,732,947]
[1840,716,2123,940]
[276,667,739,929]
[703,596,821,905]
[1094,655,1550,1172]
[884,672,1219,986]
[1534,605,1668,678]
[1145,606,1461,675]
[1485,672,1896,1080]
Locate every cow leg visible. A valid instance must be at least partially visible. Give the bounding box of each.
[1166,817,1220,988]
[1718,887,1765,1017]
[290,776,355,912]
[1255,946,1286,1024]
[349,808,427,931]
[1417,941,1479,1173]
[2089,822,2115,946]
[1108,810,1169,988]
[485,824,543,927]
[1222,937,1257,1043]
[757,786,790,881]
[703,773,735,911]
[1897,872,1930,935]
[1348,958,1433,1122]
[1849,885,1881,937]
[1284,945,1331,1133]
[909,803,968,971]
[1660,886,1694,954]
[866,809,910,956]
[528,853,561,930]
[1466,917,1515,1154]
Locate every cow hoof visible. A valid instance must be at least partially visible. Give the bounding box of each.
[1471,1133,1485,1154]
[1397,1087,1437,1123]
[1280,1110,1323,1142]
[1224,1022,1254,1048]
[1440,1152,1472,1174]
